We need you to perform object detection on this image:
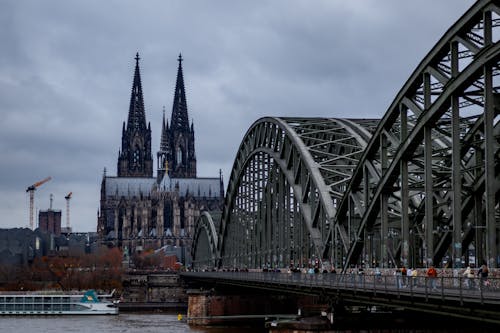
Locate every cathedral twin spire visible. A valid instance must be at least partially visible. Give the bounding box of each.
[118,52,196,180]
[171,54,190,132]
[127,53,147,132]
[118,53,153,178]
[158,54,197,179]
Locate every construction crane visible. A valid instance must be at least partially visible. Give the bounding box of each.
[26,176,51,230]
[65,192,72,232]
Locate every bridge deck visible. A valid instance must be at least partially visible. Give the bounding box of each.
[182,271,500,324]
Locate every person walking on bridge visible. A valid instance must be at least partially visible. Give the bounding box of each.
[411,268,418,287]
[406,267,412,288]
[427,265,438,290]
[478,263,489,289]
[395,267,403,288]
[401,266,407,287]
[463,266,473,289]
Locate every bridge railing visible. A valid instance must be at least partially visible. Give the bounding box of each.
[182,271,500,304]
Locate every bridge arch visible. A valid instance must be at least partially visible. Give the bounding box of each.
[192,211,219,269]
[337,0,500,270]
[217,117,377,269]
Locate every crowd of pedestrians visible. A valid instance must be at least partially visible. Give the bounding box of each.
[195,260,494,293]
[255,261,494,292]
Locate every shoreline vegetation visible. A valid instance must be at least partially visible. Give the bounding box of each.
[0,247,123,292]
[0,246,182,293]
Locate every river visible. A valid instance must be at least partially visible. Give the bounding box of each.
[0,313,266,333]
[0,313,492,332]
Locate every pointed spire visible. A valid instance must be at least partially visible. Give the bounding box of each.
[118,52,153,178]
[162,106,166,130]
[160,106,170,152]
[127,52,147,131]
[171,53,189,131]
[162,53,196,178]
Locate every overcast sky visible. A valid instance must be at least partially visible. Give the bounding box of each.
[0,0,475,232]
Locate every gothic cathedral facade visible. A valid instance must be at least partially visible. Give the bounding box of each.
[97,54,224,263]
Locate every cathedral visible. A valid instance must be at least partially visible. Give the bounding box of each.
[97,53,224,263]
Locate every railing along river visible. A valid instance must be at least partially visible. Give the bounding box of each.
[182,271,500,305]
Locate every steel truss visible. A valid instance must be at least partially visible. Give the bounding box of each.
[338,0,500,270]
[192,0,500,271]
[192,211,219,268]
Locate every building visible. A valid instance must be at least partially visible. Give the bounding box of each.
[38,194,62,236]
[97,54,224,263]
[0,228,44,266]
[38,209,62,236]
[52,232,99,257]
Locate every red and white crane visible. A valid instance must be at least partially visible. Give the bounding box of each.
[26,176,51,230]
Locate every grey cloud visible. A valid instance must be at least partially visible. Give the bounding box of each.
[0,0,475,231]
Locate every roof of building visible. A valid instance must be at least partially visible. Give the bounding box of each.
[105,175,221,199]
[159,176,220,198]
[105,177,156,197]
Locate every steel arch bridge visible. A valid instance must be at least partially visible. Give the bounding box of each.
[193,0,500,272]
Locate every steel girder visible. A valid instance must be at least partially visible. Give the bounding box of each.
[338,0,500,271]
[216,117,377,269]
[192,211,219,269]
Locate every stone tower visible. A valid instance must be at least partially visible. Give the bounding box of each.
[157,54,196,180]
[118,53,153,178]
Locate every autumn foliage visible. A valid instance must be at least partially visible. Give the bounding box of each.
[131,249,179,270]
[0,247,123,292]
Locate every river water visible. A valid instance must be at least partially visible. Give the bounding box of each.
[0,313,265,333]
[0,313,493,332]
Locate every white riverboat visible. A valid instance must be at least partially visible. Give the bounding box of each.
[0,290,118,315]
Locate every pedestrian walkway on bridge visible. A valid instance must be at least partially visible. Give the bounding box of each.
[182,269,500,324]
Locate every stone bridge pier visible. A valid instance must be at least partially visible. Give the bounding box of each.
[186,287,330,329]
